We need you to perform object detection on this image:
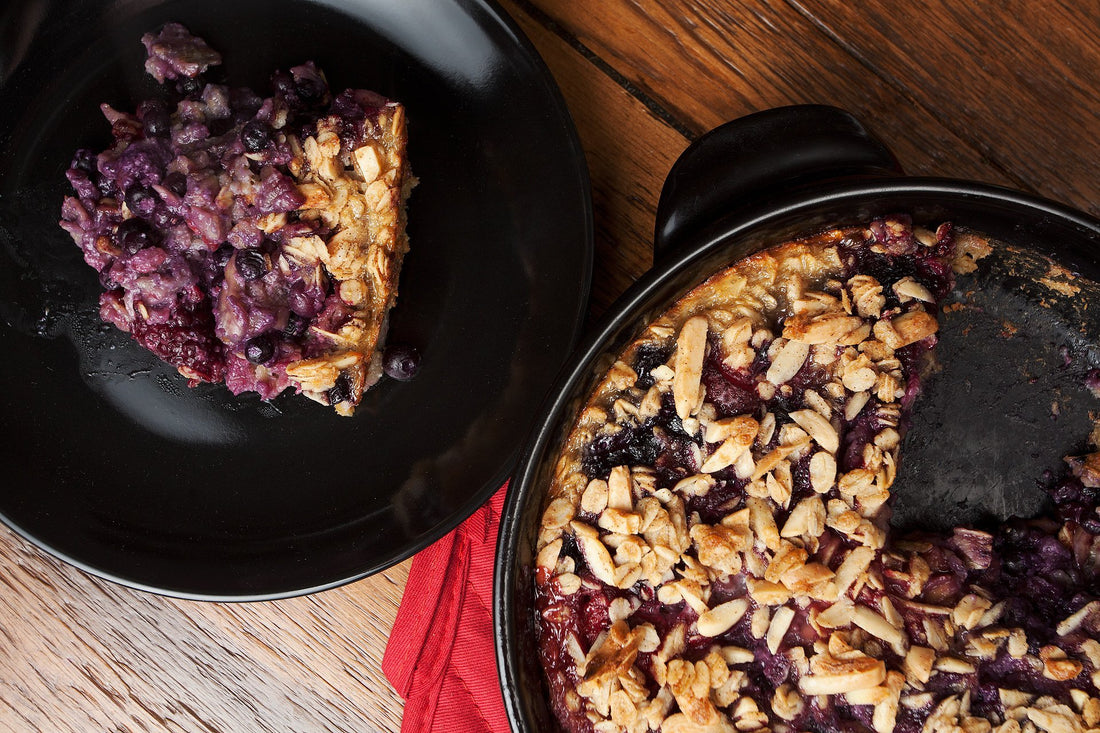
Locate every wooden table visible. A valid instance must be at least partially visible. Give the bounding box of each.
[3,1,1099,730]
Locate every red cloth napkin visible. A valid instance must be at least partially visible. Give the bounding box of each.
[383,483,511,733]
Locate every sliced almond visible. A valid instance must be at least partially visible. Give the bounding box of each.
[809,451,838,494]
[536,538,563,572]
[785,312,864,345]
[697,598,750,637]
[902,647,937,686]
[766,606,796,654]
[607,465,633,511]
[789,409,840,453]
[851,605,906,655]
[704,414,760,445]
[570,521,616,586]
[780,495,826,539]
[800,653,886,695]
[766,340,810,384]
[831,547,875,599]
[580,479,609,514]
[1056,600,1099,636]
[673,316,709,419]
[816,600,854,629]
[888,309,939,347]
[701,428,757,473]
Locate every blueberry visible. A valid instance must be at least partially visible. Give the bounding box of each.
[115,218,158,255]
[140,100,171,138]
[125,185,156,216]
[283,312,307,338]
[327,373,351,404]
[295,77,325,106]
[71,149,97,175]
[151,207,182,228]
[244,334,275,364]
[97,177,117,197]
[271,72,296,98]
[162,171,187,198]
[176,76,203,97]
[214,244,235,267]
[240,120,271,152]
[234,249,266,280]
[382,344,421,381]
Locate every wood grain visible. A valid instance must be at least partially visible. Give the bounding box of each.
[789,0,1100,215]
[500,0,691,318]
[4,1,1100,731]
[0,534,408,732]
[518,0,1100,198]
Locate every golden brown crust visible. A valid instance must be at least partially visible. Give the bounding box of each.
[283,104,414,415]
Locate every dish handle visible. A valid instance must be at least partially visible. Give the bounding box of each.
[654,105,902,258]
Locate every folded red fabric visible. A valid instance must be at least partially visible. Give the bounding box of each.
[383,483,511,733]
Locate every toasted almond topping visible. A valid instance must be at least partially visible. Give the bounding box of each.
[765,540,808,584]
[581,479,609,514]
[1027,704,1086,733]
[1056,600,1099,636]
[771,683,805,722]
[1080,639,1100,668]
[537,538,563,572]
[846,390,871,420]
[953,593,994,630]
[893,276,935,303]
[721,646,755,666]
[702,422,759,473]
[838,468,878,497]
[1040,646,1083,681]
[556,572,581,595]
[832,547,875,598]
[809,451,838,494]
[816,599,854,629]
[766,606,796,654]
[750,606,771,639]
[697,598,750,637]
[800,652,887,695]
[904,646,936,685]
[790,409,840,453]
[889,309,939,347]
[542,498,575,530]
[1007,629,1028,658]
[598,507,642,535]
[781,562,835,597]
[852,605,906,654]
[607,465,633,511]
[1082,697,1099,727]
[571,521,616,586]
[674,473,717,497]
[746,497,781,551]
[785,312,865,345]
[780,496,827,539]
[748,578,792,606]
[934,656,976,674]
[673,316,709,419]
[767,340,811,384]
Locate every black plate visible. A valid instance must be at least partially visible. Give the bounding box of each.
[0,0,592,600]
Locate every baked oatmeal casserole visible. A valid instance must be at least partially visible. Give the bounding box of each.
[533,216,1100,733]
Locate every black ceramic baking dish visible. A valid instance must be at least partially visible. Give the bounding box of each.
[493,104,1100,732]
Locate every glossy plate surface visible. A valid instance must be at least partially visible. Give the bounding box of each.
[0,0,592,599]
